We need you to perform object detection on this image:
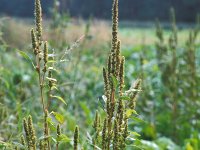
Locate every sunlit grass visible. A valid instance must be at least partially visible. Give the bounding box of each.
[1,18,198,50]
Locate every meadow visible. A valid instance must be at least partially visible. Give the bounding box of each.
[0,0,200,149]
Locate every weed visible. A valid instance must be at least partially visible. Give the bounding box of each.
[91,0,141,149]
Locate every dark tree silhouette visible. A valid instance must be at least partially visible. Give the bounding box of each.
[0,0,200,22]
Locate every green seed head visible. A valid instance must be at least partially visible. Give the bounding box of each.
[43,41,48,63]
[27,116,36,150]
[93,110,99,131]
[31,28,38,55]
[102,118,107,149]
[21,135,26,146]
[57,124,61,136]
[74,126,79,150]
[117,99,124,128]
[35,0,42,44]
[103,67,110,98]
[112,0,119,51]
[23,118,29,143]
[113,119,119,150]
[115,40,121,77]
[155,19,164,42]
[129,79,142,109]
[107,55,112,76]
[48,71,53,88]
[119,56,125,96]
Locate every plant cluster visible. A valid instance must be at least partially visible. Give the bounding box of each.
[151,8,200,146]
[10,0,141,150]
[119,8,200,149]
[90,0,141,149]
[2,0,200,149]
[13,0,80,149]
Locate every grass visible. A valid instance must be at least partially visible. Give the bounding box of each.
[1,17,199,50]
[0,1,200,149]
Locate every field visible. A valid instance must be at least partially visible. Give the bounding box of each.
[0,1,200,149]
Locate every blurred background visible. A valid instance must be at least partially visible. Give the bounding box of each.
[0,0,200,149]
[1,0,200,22]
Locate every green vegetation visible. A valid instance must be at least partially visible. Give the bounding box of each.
[0,0,200,150]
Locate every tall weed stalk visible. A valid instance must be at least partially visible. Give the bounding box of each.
[14,0,80,149]
[91,0,141,149]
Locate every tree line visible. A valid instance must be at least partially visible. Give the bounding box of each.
[0,0,199,22]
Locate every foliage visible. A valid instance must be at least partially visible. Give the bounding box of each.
[89,0,141,149]
[0,0,200,150]
[0,0,141,149]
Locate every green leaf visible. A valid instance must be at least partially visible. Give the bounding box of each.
[57,134,71,143]
[51,95,67,106]
[126,109,138,117]
[18,50,35,68]
[0,141,8,148]
[47,60,56,63]
[120,95,131,101]
[0,77,10,89]
[155,137,180,150]
[51,137,57,143]
[126,144,143,150]
[0,145,5,149]
[111,75,118,88]
[46,77,57,83]
[80,102,90,116]
[98,95,107,110]
[138,140,159,150]
[131,116,145,123]
[130,131,141,137]
[186,143,193,150]
[51,86,58,91]
[52,112,65,124]
[80,102,92,124]
[16,103,23,133]
[47,117,56,131]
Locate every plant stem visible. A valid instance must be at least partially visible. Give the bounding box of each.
[36,54,45,113]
